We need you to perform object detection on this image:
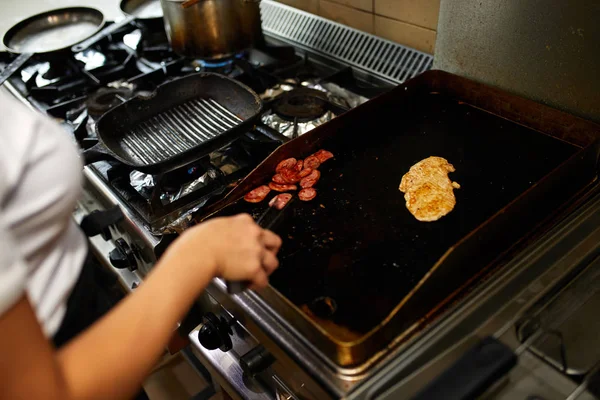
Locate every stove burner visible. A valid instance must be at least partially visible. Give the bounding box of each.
[86,87,133,117]
[272,87,329,122]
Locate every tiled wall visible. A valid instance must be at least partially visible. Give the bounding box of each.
[271,0,439,54]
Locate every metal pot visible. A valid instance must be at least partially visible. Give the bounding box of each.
[160,0,263,60]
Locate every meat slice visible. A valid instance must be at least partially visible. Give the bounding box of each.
[399,156,460,222]
[294,160,304,172]
[244,185,271,203]
[272,174,287,184]
[298,187,317,201]
[314,149,334,163]
[297,168,312,178]
[280,169,301,183]
[300,170,321,188]
[276,158,297,173]
[303,155,321,170]
[269,182,298,192]
[269,193,293,210]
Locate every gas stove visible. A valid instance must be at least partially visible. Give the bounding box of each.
[11,2,600,400]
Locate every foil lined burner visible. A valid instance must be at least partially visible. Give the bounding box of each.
[272,87,329,122]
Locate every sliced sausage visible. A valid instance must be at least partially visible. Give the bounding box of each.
[300,170,321,188]
[244,185,271,203]
[314,149,334,163]
[297,168,312,179]
[272,174,287,184]
[280,169,301,183]
[303,155,321,170]
[299,187,317,201]
[269,193,293,210]
[294,160,304,172]
[269,182,298,192]
[276,158,297,173]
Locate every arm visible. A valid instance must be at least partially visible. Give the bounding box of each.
[0,214,281,400]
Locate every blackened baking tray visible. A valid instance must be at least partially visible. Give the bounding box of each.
[202,70,600,367]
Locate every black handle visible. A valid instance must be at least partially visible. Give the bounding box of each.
[82,143,116,165]
[240,345,275,376]
[411,336,517,400]
[80,206,124,238]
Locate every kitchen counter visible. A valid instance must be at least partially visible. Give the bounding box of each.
[0,0,122,50]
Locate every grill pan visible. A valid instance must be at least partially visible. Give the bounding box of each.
[202,70,600,367]
[84,73,263,174]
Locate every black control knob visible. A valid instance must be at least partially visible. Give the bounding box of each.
[80,206,124,240]
[240,345,275,376]
[197,312,233,352]
[109,239,137,271]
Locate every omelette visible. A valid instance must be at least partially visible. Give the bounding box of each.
[399,156,460,222]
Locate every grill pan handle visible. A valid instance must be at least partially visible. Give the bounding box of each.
[411,336,517,400]
[82,143,116,165]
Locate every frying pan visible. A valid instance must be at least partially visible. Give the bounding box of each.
[72,0,163,53]
[84,72,263,174]
[0,7,105,86]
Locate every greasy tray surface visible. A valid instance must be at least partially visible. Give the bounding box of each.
[216,92,578,337]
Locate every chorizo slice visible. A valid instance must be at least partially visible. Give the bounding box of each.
[272,174,287,184]
[300,170,321,188]
[280,168,302,183]
[294,160,304,172]
[269,193,293,210]
[314,149,334,163]
[298,187,317,201]
[297,168,312,179]
[303,155,321,170]
[276,158,297,173]
[269,182,298,192]
[244,185,271,203]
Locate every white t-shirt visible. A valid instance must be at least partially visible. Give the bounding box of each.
[0,91,87,337]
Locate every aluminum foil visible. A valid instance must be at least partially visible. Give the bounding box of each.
[259,79,368,138]
[261,110,336,139]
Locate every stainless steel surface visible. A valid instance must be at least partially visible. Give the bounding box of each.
[121,98,242,163]
[434,0,600,123]
[0,52,33,85]
[517,256,600,377]
[2,7,105,53]
[260,0,432,84]
[160,0,263,59]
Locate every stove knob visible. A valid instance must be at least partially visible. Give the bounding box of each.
[240,345,275,376]
[109,239,137,271]
[80,206,124,240]
[197,312,233,352]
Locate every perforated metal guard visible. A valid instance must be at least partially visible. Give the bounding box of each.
[119,98,242,164]
[260,0,433,84]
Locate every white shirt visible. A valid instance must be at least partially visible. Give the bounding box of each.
[0,91,87,337]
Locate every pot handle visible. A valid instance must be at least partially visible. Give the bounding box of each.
[82,143,115,165]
